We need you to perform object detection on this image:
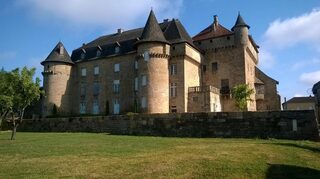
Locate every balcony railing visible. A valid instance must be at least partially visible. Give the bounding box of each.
[188,85,220,94]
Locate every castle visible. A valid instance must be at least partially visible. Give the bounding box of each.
[41,10,281,116]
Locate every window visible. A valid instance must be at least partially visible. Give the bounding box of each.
[171,106,177,113]
[81,68,87,77]
[141,75,147,86]
[115,46,120,54]
[193,97,198,102]
[135,60,138,70]
[80,52,85,60]
[170,64,177,75]
[144,51,149,61]
[202,65,207,73]
[113,99,120,114]
[221,79,230,94]
[94,66,99,75]
[80,83,86,96]
[96,50,101,57]
[212,62,218,71]
[92,97,99,114]
[113,80,120,93]
[114,63,120,72]
[79,101,86,114]
[170,83,177,97]
[134,77,138,91]
[93,82,100,95]
[141,97,147,109]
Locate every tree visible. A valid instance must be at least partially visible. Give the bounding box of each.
[0,69,14,130]
[0,67,41,140]
[231,84,254,111]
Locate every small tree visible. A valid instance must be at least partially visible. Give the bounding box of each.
[231,84,254,111]
[8,67,41,140]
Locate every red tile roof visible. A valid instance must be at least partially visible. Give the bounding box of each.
[193,23,233,41]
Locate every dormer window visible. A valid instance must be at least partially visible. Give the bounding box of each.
[115,46,120,54]
[80,53,85,60]
[143,51,149,61]
[59,46,64,55]
[96,50,101,57]
[97,46,102,57]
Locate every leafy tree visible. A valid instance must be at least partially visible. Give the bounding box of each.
[0,69,14,129]
[231,84,254,111]
[0,67,41,140]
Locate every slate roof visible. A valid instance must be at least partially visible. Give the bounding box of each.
[255,67,279,84]
[136,10,169,45]
[163,19,194,45]
[284,97,315,104]
[312,81,320,94]
[71,12,195,62]
[193,22,233,41]
[231,13,250,31]
[41,42,74,65]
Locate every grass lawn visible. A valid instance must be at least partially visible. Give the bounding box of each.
[0,132,320,179]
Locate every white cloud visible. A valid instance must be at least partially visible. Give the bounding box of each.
[264,8,320,49]
[293,93,304,97]
[258,49,275,69]
[299,70,320,85]
[291,58,320,70]
[0,51,16,61]
[15,0,183,30]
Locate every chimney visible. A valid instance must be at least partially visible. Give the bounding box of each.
[214,15,219,26]
[117,28,123,34]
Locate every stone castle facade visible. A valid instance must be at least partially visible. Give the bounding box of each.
[41,10,280,116]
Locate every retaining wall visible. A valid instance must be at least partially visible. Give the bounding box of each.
[2,110,319,140]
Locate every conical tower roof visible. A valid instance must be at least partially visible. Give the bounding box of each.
[231,13,250,31]
[136,10,169,45]
[41,42,74,65]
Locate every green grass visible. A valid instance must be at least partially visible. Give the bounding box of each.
[0,132,320,179]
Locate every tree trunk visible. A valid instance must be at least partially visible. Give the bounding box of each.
[10,124,18,140]
[10,108,25,140]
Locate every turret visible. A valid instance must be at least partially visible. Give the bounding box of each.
[232,13,250,46]
[136,10,170,113]
[41,42,74,116]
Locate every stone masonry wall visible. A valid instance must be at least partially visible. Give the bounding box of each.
[3,110,319,140]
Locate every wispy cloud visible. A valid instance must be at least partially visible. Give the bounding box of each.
[299,70,320,85]
[0,51,16,61]
[15,0,183,30]
[264,8,320,49]
[258,49,275,69]
[291,58,320,70]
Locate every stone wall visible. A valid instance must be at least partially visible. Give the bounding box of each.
[3,111,319,140]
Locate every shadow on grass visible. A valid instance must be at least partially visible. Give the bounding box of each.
[270,143,320,153]
[266,164,320,179]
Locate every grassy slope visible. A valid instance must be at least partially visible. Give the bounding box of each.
[0,132,319,179]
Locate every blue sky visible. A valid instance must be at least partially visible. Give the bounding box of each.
[1,0,320,101]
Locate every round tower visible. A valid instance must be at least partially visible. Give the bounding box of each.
[136,10,170,113]
[41,42,74,116]
[232,13,250,46]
